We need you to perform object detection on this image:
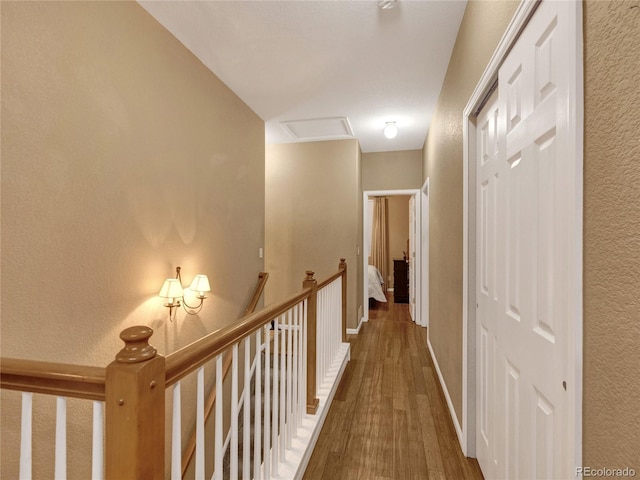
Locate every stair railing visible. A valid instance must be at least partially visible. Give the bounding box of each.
[180,272,269,477]
[1,260,348,479]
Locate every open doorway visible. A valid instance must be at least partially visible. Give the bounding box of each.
[360,189,423,332]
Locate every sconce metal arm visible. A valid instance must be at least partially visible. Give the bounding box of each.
[175,266,206,315]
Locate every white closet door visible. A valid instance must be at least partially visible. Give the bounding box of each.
[477,1,578,478]
[476,89,500,480]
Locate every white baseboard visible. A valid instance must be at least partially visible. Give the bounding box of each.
[296,342,350,478]
[346,316,366,335]
[427,336,464,448]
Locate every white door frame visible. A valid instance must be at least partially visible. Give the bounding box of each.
[461,0,583,467]
[421,178,429,328]
[361,189,422,329]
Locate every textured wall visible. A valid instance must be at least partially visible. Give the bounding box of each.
[362,149,423,191]
[583,0,640,469]
[422,0,518,424]
[1,2,264,477]
[265,140,362,329]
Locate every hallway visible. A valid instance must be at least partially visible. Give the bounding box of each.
[304,295,483,479]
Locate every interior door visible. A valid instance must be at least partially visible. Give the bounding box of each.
[476,89,499,480]
[476,1,576,478]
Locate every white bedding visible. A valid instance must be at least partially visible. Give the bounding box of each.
[368,265,387,302]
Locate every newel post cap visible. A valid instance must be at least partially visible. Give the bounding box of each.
[304,270,316,282]
[116,326,157,364]
[339,258,347,269]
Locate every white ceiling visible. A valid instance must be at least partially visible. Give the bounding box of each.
[138,0,467,153]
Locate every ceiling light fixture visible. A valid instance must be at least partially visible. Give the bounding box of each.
[378,0,398,10]
[384,122,398,139]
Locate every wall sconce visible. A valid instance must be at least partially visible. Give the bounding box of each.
[158,266,210,319]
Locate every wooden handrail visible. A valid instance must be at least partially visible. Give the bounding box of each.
[181,272,268,476]
[244,272,269,314]
[165,288,312,388]
[0,263,346,480]
[0,358,106,401]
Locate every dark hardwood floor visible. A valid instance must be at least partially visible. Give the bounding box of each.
[304,294,484,480]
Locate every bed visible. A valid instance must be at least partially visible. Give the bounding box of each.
[368,265,387,302]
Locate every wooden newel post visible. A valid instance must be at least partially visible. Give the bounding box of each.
[339,258,347,343]
[303,270,319,414]
[105,326,165,480]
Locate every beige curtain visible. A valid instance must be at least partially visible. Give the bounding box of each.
[371,197,388,286]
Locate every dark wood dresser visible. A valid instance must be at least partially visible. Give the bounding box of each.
[393,259,409,303]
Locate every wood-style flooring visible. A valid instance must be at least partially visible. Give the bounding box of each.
[304,294,484,480]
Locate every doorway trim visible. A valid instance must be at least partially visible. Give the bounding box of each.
[461,0,583,466]
[361,189,422,330]
[421,178,429,328]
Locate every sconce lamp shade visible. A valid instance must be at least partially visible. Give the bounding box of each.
[159,278,184,299]
[190,274,211,297]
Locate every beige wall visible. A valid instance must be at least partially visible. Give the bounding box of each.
[387,195,410,287]
[583,0,640,468]
[362,149,423,191]
[1,2,264,477]
[265,140,362,329]
[422,0,518,423]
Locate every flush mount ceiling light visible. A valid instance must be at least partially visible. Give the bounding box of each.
[378,0,398,10]
[384,122,398,139]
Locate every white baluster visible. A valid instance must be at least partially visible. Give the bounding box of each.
[92,401,104,480]
[330,282,335,361]
[325,284,329,369]
[55,396,66,480]
[196,367,205,479]
[171,382,181,480]
[292,304,299,437]
[328,283,333,365]
[231,344,239,479]
[254,328,262,480]
[317,290,322,388]
[272,316,279,475]
[319,289,325,384]
[286,308,293,449]
[337,279,342,353]
[336,281,339,352]
[332,280,338,360]
[302,299,308,421]
[324,287,328,380]
[243,337,251,480]
[336,281,340,349]
[332,283,336,361]
[280,312,287,461]
[298,302,305,424]
[263,326,271,479]
[19,392,32,480]
[214,355,223,480]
